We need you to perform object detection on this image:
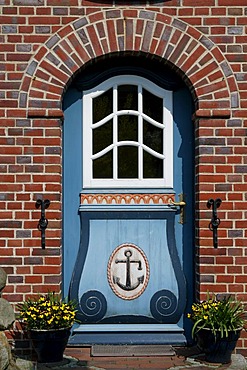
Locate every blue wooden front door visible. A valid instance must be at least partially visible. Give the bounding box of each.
[62,65,194,345]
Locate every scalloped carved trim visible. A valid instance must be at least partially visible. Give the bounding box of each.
[80,193,175,206]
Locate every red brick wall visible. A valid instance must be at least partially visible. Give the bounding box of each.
[1,0,247,352]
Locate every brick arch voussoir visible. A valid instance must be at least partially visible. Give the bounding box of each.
[22,9,235,119]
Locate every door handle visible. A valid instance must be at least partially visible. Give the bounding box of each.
[171,200,186,207]
[169,193,186,224]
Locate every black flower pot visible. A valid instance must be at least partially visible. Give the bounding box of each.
[195,328,241,364]
[29,327,71,363]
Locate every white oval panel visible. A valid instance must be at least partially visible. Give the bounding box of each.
[107,243,150,300]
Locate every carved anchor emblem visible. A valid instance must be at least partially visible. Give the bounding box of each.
[113,249,144,291]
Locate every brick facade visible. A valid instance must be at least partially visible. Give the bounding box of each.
[1,0,247,353]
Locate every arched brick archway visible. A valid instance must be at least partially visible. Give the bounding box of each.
[19,9,237,119]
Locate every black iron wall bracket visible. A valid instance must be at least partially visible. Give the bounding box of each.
[35,199,50,249]
[207,198,222,248]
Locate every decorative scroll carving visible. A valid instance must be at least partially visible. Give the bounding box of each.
[79,290,107,323]
[80,193,174,206]
[150,290,178,322]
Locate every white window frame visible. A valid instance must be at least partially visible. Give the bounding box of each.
[83,75,173,189]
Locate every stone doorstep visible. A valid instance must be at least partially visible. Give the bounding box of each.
[34,355,247,370]
[183,354,247,370]
[18,355,247,370]
[13,347,247,370]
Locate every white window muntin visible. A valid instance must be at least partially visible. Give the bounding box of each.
[83,75,173,189]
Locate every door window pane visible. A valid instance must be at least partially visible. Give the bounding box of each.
[118,115,138,142]
[143,120,163,154]
[93,88,113,123]
[93,120,113,155]
[143,88,163,123]
[118,85,138,111]
[143,150,163,178]
[93,151,113,178]
[118,146,138,178]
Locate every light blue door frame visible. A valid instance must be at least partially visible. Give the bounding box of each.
[63,82,194,345]
[62,87,82,296]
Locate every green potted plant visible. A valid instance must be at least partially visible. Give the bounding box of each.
[187,293,246,363]
[18,292,77,363]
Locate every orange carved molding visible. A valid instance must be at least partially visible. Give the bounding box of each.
[80,193,175,205]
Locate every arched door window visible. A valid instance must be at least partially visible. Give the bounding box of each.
[83,76,173,189]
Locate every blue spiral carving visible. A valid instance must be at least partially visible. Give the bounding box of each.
[150,290,178,322]
[79,290,107,323]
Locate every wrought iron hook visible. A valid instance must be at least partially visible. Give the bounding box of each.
[207,198,222,248]
[35,199,50,249]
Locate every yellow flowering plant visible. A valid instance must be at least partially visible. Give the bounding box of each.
[18,292,77,330]
[187,293,246,339]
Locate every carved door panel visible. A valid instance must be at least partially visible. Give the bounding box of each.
[63,72,194,345]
